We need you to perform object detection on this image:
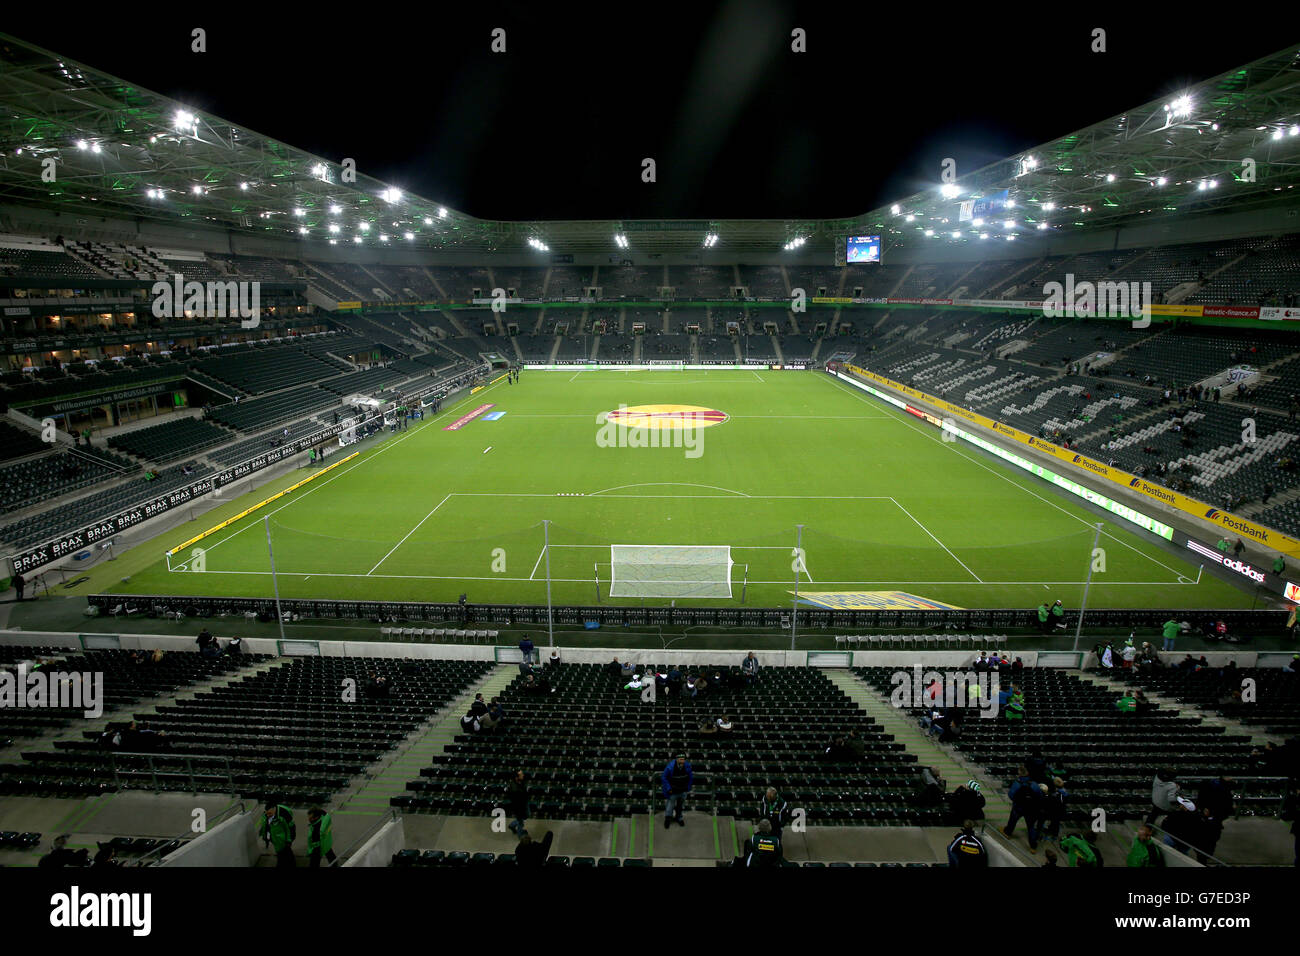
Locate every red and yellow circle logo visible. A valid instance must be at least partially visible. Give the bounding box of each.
[604,404,728,429]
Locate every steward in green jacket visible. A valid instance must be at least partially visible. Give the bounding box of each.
[1127,827,1165,867]
[307,808,336,867]
[259,803,297,868]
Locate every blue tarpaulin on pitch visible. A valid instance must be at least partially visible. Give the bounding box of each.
[483,411,507,421]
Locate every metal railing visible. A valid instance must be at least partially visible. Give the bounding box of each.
[107,750,236,795]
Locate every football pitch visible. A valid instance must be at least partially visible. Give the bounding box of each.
[110,369,1254,610]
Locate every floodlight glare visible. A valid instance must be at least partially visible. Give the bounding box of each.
[940,183,960,198]
[890,204,901,215]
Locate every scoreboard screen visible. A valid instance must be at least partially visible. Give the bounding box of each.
[846,235,880,263]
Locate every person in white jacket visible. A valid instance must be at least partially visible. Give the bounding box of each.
[1148,771,1180,824]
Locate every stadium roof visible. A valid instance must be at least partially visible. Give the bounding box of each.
[1,33,1299,257]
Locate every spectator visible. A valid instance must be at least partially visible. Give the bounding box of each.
[38,835,88,868]
[1148,770,1181,824]
[1041,777,1069,840]
[1059,830,1103,867]
[741,652,760,685]
[470,693,488,719]
[606,656,623,679]
[1162,618,1180,652]
[514,829,554,867]
[661,753,693,828]
[1121,640,1137,669]
[1191,807,1224,863]
[306,808,336,867]
[1127,825,1166,867]
[1026,750,1049,785]
[1049,599,1066,630]
[506,769,530,835]
[1005,689,1027,721]
[1280,783,1300,867]
[196,628,219,657]
[259,802,297,868]
[92,846,120,868]
[481,699,505,730]
[459,711,482,733]
[844,728,866,759]
[916,766,945,807]
[945,780,986,827]
[666,666,683,696]
[11,572,25,601]
[824,734,852,761]
[547,649,561,668]
[947,821,988,868]
[741,819,783,867]
[758,787,789,836]
[1197,776,1234,823]
[518,635,535,665]
[715,715,733,734]
[1003,767,1045,853]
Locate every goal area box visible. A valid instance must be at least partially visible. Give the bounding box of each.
[607,544,734,599]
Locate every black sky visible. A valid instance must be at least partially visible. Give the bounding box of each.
[4,5,1296,221]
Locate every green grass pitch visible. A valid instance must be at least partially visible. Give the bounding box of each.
[107,368,1254,610]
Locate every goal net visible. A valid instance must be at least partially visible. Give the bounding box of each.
[608,544,734,599]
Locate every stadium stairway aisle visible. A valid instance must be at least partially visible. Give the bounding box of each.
[1068,668,1292,866]
[334,664,516,820]
[1077,668,1276,748]
[830,670,1041,866]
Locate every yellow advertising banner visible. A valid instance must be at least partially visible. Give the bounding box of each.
[1149,304,1204,317]
[843,364,1300,557]
[167,452,360,556]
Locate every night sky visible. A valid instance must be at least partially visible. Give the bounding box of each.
[3,5,1291,221]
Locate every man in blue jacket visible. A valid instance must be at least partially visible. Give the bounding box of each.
[662,753,693,828]
[519,635,535,665]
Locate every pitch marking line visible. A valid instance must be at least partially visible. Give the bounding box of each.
[169,378,507,565]
[368,494,452,575]
[752,371,765,383]
[822,374,1188,583]
[529,544,548,581]
[889,497,983,583]
[178,569,1189,586]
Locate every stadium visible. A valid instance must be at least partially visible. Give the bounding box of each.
[0,10,1296,928]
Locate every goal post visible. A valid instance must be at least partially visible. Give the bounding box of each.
[608,544,734,599]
